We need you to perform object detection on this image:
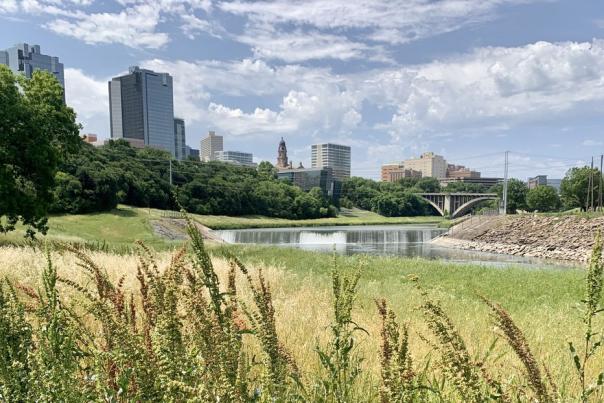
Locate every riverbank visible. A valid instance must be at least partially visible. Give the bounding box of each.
[435,214,604,263]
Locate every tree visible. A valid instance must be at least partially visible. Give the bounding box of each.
[526,185,561,212]
[0,66,80,237]
[415,177,441,193]
[560,167,602,211]
[257,161,278,180]
[491,179,528,213]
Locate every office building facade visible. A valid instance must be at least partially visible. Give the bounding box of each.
[311,143,351,181]
[200,131,223,162]
[215,150,255,167]
[174,118,186,160]
[381,163,421,182]
[109,66,176,156]
[0,43,64,89]
[403,152,447,178]
[446,164,480,179]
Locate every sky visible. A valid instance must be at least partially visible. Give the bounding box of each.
[2,0,604,180]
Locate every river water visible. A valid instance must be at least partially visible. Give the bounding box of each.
[214,224,577,269]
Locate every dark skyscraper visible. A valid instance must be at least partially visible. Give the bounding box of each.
[174,118,186,161]
[1,43,64,101]
[109,66,176,157]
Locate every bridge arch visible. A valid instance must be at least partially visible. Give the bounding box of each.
[416,193,498,218]
[451,196,497,218]
[422,199,445,216]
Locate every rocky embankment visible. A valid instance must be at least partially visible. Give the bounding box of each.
[434,215,604,263]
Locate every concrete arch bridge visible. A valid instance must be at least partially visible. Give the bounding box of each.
[417,193,498,218]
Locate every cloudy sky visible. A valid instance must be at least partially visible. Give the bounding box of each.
[2,0,604,179]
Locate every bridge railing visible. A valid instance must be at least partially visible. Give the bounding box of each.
[447,208,500,237]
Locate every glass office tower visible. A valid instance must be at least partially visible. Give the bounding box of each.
[109,66,176,157]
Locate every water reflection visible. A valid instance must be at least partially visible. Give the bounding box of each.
[215,225,577,269]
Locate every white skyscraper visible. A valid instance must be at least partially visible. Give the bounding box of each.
[311,143,351,181]
[200,131,223,161]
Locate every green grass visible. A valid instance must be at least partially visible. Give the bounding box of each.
[191,207,446,230]
[0,205,181,251]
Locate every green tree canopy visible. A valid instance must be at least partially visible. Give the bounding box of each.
[490,178,528,213]
[526,185,561,212]
[0,66,80,237]
[560,167,602,211]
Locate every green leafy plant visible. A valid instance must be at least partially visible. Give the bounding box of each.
[569,232,604,402]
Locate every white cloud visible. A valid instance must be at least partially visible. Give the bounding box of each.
[46,4,170,48]
[582,139,604,146]
[235,26,391,63]
[181,13,222,39]
[381,40,604,139]
[140,39,604,142]
[219,0,537,45]
[141,58,362,136]
[63,68,110,138]
[0,0,18,13]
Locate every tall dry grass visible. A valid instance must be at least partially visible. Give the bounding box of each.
[0,221,603,401]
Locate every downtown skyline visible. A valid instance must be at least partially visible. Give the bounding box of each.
[1,0,604,179]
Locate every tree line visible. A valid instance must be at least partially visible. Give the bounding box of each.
[51,140,338,220]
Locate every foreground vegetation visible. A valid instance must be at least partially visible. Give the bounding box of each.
[1,216,602,401]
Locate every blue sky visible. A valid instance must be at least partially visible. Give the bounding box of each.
[2,0,604,179]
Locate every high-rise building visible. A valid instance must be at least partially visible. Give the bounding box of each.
[174,118,186,161]
[276,137,290,169]
[1,43,64,96]
[402,152,448,178]
[215,150,255,167]
[109,66,176,156]
[200,131,223,162]
[380,163,421,182]
[311,143,351,181]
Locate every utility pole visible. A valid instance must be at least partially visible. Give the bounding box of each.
[598,154,604,211]
[169,159,173,186]
[502,151,509,215]
[587,157,594,212]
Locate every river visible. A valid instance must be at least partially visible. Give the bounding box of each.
[214,224,577,269]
